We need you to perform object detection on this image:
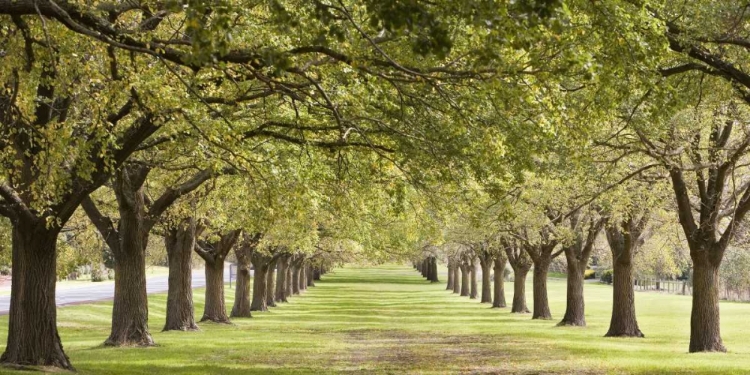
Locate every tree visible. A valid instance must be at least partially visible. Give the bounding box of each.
[195,229,242,323]
[558,209,606,327]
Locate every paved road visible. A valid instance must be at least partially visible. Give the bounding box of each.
[0,263,237,315]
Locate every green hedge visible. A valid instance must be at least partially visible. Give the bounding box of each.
[600,269,613,284]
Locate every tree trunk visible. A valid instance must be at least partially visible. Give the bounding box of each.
[313,266,321,281]
[231,242,253,318]
[460,265,470,296]
[480,259,492,303]
[532,259,552,320]
[452,266,460,294]
[251,265,268,311]
[275,257,289,303]
[107,234,153,345]
[307,264,315,287]
[266,259,277,307]
[605,219,645,337]
[493,256,507,308]
[292,263,302,295]
[232,265,252,317]
[106,166,153,346]
[469,261,478,299]
[0,223,73,370]
[446,263,454,291]
[511,265,530,313]
[430,257,439,282]
[250,252,272,312]
[202,260,229,323]
[689,255,725,352]
[559,257,585,326]
[163,219,199,331]
[300,263,307,291]
[286,263,294,297]
[606,255,642,337]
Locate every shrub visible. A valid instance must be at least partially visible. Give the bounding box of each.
[584,269,596,280]
[600,269,613,284]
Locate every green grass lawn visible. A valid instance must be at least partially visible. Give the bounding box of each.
[1,264,749,374]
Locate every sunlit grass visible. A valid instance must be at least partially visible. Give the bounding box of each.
[0,264,748,374]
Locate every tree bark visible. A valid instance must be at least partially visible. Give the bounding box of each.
[469,260,478,299]
[275,256,289,303]
[492,256,507,308]
[106,166,153,345]
[299,263,307,291]
[446,262,454,290]
[532,259,552,319]
[604,216,646,337]
[202,260,229,322]
[606,255,642,337]
[0,222,73,370]
[689,253,725,352]
[559,257,585,326]
[230,237,255,318]
[266,258,278,307]
[292,261,302,295]
[460,264,470,296]
[196,230,241,323]
[307,264,315,287]
[511,265,530,313]
[430,257,439,282]
[286,262,294,297]
[480,258,492,303]
[163,218,200,331]
[452,265,460,294]
[250,253,270,312]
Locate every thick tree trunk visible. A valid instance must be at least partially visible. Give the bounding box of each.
[292,263,302,295]
[606,256,642,337]
[511,265,530,313]
[446,263,454,290]
[452,266,460,294]
[313,266,321,281]
[532,259,552,320]
[106,166,153,346]
[480,259,492,303]
[286,263,294,297]
[108,236,153,345]
[163,220,199,331]
[307,264,315,287]
[275,257,289,303]
[605,220,644,337]
[492,256,507,308]
[460,265,470,296]
[469,262,478,299]
[430,257,439,283]
[251,265,268,312]
[231,243,253,318]
[1,223,73,370]
[559,258,585,326]
[689,256,725,352]
[202,261,230,323]
[232,266,252,317]
[267,259,277,307]
[300,263,307,291]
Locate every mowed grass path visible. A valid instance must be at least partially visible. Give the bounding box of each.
[1,265,750,374]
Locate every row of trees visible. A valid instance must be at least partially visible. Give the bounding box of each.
[2,0,750,370]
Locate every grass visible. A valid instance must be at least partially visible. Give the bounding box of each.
[0,264,749,374]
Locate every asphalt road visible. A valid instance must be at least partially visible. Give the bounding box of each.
[0,263,237,315]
